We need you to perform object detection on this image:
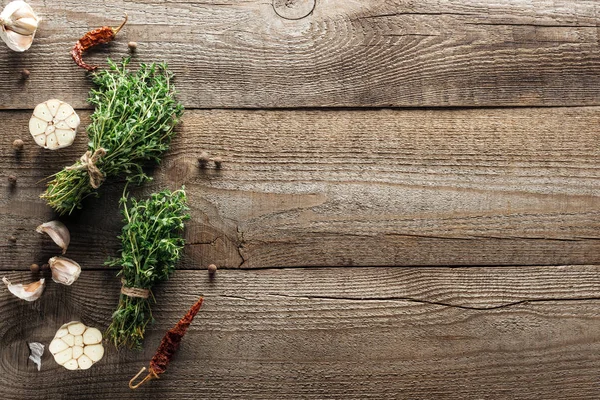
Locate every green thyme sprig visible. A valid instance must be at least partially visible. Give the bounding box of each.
[106,188,190,349]
[41,58,184,215]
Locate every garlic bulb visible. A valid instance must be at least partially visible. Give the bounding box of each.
[29,99,80,150]
[0,1,39,52]
[49,321,104,370]
[49,256,81,286]
[2,277,45,301]
[36,220,70,254]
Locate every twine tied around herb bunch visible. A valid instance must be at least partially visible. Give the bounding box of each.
[121,280,150,299]
[65,148,107,189]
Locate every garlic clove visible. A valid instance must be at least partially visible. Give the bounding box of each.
[49,256,81,286]
[54,347,72,365]
[33,134,46,147]
[33,102,52,122]
[10,16,37,35]
[65,113,80,129]
[48,338,68,354]
[54,120,69,130]
[36,220,70,254]
[50,322,105,370]
[46,99,61,116]
[83,327,102,345]
[2,277,45,302]
[67,322,86,336]
[56,129,75,147]
[77,355,93,370]
[0,28,31,51]
[29,100,79,150]
[56,103,74,120]
[55,328,69,339]
[45,133,59,150]
[63,359,79,370]
[72,345,83,360]
[8,2,36,20]
[83,344,104,362]
[62,334,75,347]
[29,116,47,135]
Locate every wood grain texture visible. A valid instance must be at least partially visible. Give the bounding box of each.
[1,266,599,400]
[1,107,599,269]
[1,0,600,108]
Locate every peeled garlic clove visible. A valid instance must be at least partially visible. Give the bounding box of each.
[50,322,105,370]
[82,327,102,345]
[62,334,75,347]
[84,344,104,362]
[36,220,70,254]
[77,355,93,370]
[0,1,39,52]
[72,345,83,360]
[29,99,79,150]
[2,277,45,301]
[55,327,69,339]
[49,338,68,354]
[49,256,81,286]
[54,347,72,365]
[67,322,86,336]
[63,359,79,370]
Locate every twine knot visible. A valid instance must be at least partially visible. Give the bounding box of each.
[121,280,150,299]
[66,148,107,189]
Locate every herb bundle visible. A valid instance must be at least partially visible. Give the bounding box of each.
[42,58,184,215]
[106,188,190,349]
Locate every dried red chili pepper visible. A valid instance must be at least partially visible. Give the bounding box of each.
[129,297,204,389]
[71,14,128,71]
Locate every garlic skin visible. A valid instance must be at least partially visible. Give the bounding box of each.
[2,277,45,301]
[29,99,80,150]
[49,256,81,286]
[36,220,71,254]
[0,1,39,52]
[28,342,44,371]
[50,322,104,370]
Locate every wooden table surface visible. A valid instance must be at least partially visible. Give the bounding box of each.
[1,1,600,399]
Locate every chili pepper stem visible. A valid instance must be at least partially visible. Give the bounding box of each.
[129,366,159,389]
[113,13,128,35]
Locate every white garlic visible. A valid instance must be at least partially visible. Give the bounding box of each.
[36,220,70,254]
[29,99,80,150]
[0,1,39,52]
[49,256,81,286]
[2,277,44,301]
[50,321,104,370]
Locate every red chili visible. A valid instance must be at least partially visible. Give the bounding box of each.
[129,297,204,389]
[71,14,128,71]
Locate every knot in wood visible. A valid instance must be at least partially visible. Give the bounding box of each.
[272,0,315,20]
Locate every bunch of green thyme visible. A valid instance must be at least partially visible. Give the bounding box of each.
[42,58,184,215]
[106,188,190,349]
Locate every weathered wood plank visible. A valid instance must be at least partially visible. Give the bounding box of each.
[1,107,599,269]
[1,0,600,108]
[1,266,599,400]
